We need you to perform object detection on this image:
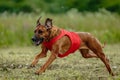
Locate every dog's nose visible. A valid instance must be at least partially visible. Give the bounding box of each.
[31,37,36,42]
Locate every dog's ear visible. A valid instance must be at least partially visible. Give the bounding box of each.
[45,18,52,29]
[36,17,41,26]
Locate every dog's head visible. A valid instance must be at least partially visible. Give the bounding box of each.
[32,17,53,46]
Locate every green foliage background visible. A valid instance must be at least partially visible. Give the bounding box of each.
[0,0,120,13]
[0,0,120,47]
[0,10,120,47]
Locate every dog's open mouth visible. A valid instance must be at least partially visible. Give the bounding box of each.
[32,37,44,46]
[35,40,41,46]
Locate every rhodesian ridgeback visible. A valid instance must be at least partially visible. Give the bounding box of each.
[30,17,114,76]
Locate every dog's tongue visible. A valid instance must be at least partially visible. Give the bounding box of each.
[35,38,44,46]
[36,41,40,46]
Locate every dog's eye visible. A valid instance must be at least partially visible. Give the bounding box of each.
[38,30,43,34]
[34,30,36,33]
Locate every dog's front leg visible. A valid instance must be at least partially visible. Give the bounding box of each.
[29,46,48,68]
[35,52,57,75]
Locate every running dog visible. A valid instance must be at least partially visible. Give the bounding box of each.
[30,17,114,76]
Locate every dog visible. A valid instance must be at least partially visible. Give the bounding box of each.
[30,17,114,76]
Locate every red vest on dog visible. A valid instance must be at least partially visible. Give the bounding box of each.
[43,29,81,58]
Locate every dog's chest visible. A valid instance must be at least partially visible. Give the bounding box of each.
[58,36,71,54]
[43,29,81,58]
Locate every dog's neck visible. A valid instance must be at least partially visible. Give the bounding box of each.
[45,26,61,42]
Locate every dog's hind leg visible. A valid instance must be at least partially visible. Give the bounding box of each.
[96,51,114,76]
[87,38,114,76]
[79,49,98,58]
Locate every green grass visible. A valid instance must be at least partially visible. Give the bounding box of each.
[0,44,120,80]
[0,11,120,79]
[0,10,120,47]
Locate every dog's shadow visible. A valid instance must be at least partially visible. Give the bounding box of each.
[48,63,72,70]
[48,64,60,70]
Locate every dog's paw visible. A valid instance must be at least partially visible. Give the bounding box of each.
[35,72,40,75]
[27,65,35,69]
[35,70,44,75]
[35,71,43,75]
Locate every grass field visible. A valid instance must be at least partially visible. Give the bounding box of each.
[0,10,120,80]
[0,44,120,80]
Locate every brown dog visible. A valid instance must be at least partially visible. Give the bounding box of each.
[30,17,114,76]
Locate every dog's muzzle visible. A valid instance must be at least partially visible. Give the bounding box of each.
[31,36,44,46]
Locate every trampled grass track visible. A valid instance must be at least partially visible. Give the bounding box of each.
[0,44,120,80]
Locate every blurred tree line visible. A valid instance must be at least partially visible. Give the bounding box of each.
[0,0,120,14]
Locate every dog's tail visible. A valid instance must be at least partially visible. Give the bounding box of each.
[102,42,106,48]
